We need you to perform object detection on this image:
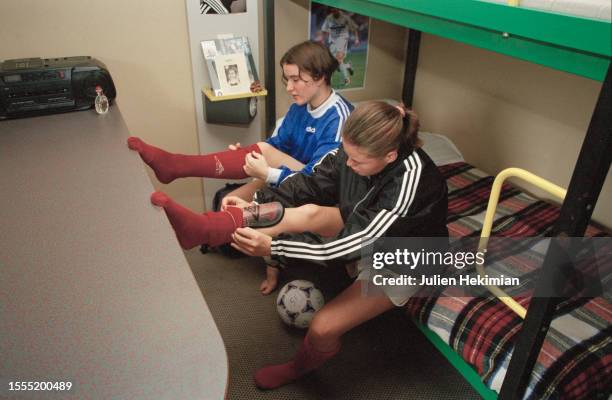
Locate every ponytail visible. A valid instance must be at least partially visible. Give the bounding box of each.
[342,101,421,157]
[395,104,422,152]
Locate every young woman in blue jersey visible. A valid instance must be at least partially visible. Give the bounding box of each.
[147,101,448,389]
[128,40,353,293]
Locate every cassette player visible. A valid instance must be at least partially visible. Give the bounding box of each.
[0,56,116,120]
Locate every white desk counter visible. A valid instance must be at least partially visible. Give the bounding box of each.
[0,107,228,399]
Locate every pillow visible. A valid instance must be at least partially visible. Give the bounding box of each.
[419,131,465,166]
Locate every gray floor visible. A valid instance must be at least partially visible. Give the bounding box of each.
[184,248,482,400]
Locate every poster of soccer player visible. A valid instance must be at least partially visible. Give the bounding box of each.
[309,3,370,90]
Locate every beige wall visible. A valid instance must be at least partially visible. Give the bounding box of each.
[0,0,203,212]
[274,0,406,118]
[414,34,611,227]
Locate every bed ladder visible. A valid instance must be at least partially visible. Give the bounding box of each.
[476,168,567,319]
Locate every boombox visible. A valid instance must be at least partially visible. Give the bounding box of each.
[0,56,116,120]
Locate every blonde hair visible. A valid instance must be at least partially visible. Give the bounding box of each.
[342,101,421,157]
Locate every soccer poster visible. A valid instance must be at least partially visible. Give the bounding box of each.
[309,4,370,90]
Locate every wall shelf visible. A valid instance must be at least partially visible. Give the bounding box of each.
[202,87,267,102]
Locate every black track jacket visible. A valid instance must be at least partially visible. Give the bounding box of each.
[254,145,449,267]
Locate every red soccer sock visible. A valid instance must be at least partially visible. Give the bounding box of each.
[128,137,261,183]
[150,191,243,249]
[254,336,340,390]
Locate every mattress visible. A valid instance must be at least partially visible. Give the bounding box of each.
[405,161,611,399]
[482,0,612,22]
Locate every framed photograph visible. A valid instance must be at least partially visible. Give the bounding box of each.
[215,53,251,95]
[202,36,259,96]
[224,64,240,87]
[309,4,370,90]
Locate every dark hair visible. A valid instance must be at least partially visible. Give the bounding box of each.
[342,101,421,157]
[280,41,339,85]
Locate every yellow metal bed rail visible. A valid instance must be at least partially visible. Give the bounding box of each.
[476,168,567,319]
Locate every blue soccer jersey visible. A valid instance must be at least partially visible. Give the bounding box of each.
[266,91,353,185]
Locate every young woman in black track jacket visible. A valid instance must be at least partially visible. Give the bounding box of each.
[223,101,449,390]
[252,133,448,269]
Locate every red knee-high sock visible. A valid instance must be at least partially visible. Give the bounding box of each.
[150,191,243,249]
[128,137,261,183]
[254,336,340,389]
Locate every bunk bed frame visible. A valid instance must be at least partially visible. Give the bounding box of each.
[262,1,612,398]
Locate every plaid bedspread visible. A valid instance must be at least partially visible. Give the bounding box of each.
[405,162,611,399]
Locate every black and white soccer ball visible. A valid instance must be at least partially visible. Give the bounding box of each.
[276,280,325,329]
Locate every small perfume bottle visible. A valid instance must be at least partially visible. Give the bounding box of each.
[94,85,109,114]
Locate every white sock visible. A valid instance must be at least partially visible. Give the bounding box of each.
[339,63,349,80]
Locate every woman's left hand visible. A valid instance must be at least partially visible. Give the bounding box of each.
[244,151,269,181]
[231,227,272,256]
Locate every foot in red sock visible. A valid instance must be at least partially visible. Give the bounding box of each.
[150,190,171,206]
[150,191,243,249]
[128,136,262,183]
[254,336,340,389]
[128,137,181,184]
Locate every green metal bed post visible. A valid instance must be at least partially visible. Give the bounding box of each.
[402,29,421,108]
[263,0,276,137]
[499,63,612,400]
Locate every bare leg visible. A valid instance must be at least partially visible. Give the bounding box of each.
[255,280,395,388]
[335,51,346,64]
[307,280,394,351]
[335,51,351,85]
[257,205,342,295]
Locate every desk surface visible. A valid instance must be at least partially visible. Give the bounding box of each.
[0,108,228,399]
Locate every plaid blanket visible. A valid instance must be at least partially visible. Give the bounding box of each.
[405,162,611,399]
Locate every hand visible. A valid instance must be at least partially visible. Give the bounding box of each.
[228,142,241,150]
[231,227,272,256]
[221,195,251,210]
[250,81,263,93]
[354,38,360,46]
[243,151,269,180]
